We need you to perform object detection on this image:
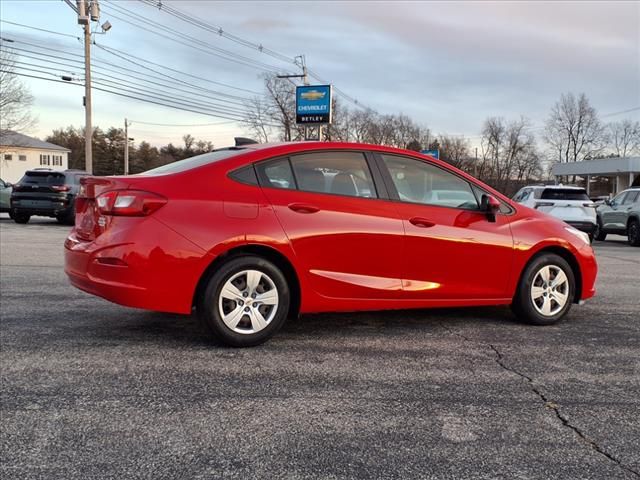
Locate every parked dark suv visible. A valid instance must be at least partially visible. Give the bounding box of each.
[11,169,88,225]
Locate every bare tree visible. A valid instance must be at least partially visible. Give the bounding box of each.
[481,116,541,194]
[544,92,606,163]
[607,119,640,158]
[0,50,36,137]
[438,135,471,170]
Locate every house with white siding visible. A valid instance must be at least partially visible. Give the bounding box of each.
[0,131,71,183]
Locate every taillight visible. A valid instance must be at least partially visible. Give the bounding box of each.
[51,185,71,192]
[96,190,167,216]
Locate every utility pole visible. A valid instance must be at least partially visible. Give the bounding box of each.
[474,147,478,177]
[124,118,130,175]
[83,19,92,174]
[64,0,111,174]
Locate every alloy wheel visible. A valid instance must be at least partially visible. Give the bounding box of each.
[218,269,279,334]
[530,265,569,317]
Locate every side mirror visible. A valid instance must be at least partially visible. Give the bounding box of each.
[605,199,611,206]
[481,194,500,223]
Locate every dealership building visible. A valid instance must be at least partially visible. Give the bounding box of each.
[551,157,640,197]
[0,131,70,183]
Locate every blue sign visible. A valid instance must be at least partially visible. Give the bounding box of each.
[296,85,332,124]
[421,149,439,159]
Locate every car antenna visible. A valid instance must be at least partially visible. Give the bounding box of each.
[234,137,259,147]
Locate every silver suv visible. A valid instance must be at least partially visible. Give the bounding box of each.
[594,187,640,246]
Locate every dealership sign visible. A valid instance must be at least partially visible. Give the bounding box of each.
[421,149,440,160]
[296,85,332,124]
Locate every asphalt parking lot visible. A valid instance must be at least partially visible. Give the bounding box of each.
[1,215,638,480]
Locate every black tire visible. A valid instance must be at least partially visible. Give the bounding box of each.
[593,217,607,241]
[511,253,575,326]
[56,210,75,226]
[197,255,290,347]
[13,211,30,224]
[628,219,640,247]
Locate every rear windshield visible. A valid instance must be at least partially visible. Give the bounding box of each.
[140,148,246,176]
[20,172,66,185]
[541,188,589,201]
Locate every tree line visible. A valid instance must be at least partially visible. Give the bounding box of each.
[45,127,214,176]
[243,75,640,195]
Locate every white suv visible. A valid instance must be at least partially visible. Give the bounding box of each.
[512,185,597,240]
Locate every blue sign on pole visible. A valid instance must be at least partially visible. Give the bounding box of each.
[421,149,439,159]
[296,85,332,124]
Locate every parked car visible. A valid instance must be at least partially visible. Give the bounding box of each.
[10,169,88,224]
[512,185,597,240]
[65,141,597,347]
[594,187,640,246]
[0,178,12,216]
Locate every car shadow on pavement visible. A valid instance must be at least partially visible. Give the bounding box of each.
[107,306,515,348]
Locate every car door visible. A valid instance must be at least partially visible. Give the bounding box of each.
[256,151,404,300]
[620,191,639,226]
[376,153,514,300]
[602,192,627,229]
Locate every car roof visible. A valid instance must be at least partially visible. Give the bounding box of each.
[525,185,586,190]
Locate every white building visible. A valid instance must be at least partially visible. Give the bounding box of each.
[552,157,640,196]
[0,131,71,183]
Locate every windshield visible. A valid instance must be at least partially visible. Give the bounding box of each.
[20,172,66,185]
[140,148,246,176]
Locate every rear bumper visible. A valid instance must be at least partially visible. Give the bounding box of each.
[566,221,596,234]
[11,198,73,217]
[64,217,209,314]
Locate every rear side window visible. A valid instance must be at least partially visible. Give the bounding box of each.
[141,149,244,175]
[229,165,258,186]
[256,158,296,190]
[540,188,589,201]
[290,152,377,198]
[20,172,66,185]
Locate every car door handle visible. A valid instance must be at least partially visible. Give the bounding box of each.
[288,203,320,214]
[409,217,435,228]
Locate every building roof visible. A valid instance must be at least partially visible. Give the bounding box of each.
[0,130,71,152]
[552,157,640,176]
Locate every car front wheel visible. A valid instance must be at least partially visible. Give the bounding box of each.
[512,253,575,326]
[628,219,640,246]
[197,255,290,347]
[13,211,30,224]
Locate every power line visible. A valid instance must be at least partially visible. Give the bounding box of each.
[137,0,369,110]
[100,1,295,74]
[5,68,278,125]
[0,19,80,39]
[8,61,251,120]
[0,22,262,96]
[129,120,238,127]
[2,38,257,105]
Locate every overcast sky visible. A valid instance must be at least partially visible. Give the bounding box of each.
[1,0,639,148]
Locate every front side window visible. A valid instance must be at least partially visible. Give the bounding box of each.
[4,154,12,161]
[290,152,376,198]
[381,154,479,210]
[19,155,26,161]
[622,191,639,204]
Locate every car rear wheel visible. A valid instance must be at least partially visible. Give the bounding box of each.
[512,253,575,326]
[628,219,640,246]
[197,255,290,347]
[593,218,607,241]
[12,211,30,224]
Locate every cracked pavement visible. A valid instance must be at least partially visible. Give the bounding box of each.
[1,216,639,479]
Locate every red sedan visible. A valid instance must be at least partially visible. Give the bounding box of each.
[65,140,597,347]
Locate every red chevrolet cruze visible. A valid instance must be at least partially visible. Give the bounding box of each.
[65,140,597,346]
